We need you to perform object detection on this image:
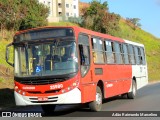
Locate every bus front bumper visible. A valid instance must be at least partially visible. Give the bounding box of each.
[14,88,81,106]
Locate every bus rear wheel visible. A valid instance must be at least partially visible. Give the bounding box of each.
[41,105,56,114]
[89,86,102,111]
[127,80,137,99]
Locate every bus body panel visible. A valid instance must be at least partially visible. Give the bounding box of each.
[75,28,97,103]
[124,39,148,90]
[9,26,148,106]
[75,27,133,100]
[14,87,81,105]
[14,73,80,97]
[131,65,148,90]
[90,64,132,98]
[81,83,96,103]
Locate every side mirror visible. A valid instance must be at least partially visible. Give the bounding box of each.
[6,43,14,67]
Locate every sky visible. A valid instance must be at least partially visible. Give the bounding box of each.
[80,0,160,38]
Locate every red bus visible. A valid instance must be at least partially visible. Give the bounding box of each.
[6,26,148,112]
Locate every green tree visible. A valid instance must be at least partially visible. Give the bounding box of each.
[0,0,23,38]
[19,0,49,30]
[0,0,49,31]
[80,0,120,35]
[126,18,141,30]
[107,13,121,35]
[81,0,108,33]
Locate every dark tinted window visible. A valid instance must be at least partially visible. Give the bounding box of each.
[123,44,129,64]
[134,46,140,64]
[114,42,123,64]
[140,47,146,65]
[128,45,136,64]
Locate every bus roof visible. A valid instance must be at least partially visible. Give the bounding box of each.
[15,26,144,46]
[72,26,124,43]
[124,39,144,47]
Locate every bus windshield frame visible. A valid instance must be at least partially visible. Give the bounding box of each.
[13,28,79,79]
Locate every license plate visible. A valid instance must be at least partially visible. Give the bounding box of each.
[38,97,48,101]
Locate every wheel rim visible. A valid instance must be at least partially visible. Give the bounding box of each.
[96,92,102,105]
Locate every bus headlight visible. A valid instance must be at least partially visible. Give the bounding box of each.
[72,83,77,87]
[61,89,65,93]
[61,80,79,93]
[67,87,71,91]
[72,80,79,87]
[15,86,18,90]
[18,90,21,93]
[15,86,26,96]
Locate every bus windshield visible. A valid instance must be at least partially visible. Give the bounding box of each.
[14,40,78,77]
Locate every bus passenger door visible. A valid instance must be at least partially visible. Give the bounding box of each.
[78,34,95,103]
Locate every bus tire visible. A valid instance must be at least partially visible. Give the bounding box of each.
[121,93,128,99]
[127,80,137,99]
[41,105,56,114]
[89,86,102,111]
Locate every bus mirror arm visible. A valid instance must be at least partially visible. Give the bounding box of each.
[6,43,14,67]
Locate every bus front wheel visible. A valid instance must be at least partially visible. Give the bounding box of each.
[89,86,102,111]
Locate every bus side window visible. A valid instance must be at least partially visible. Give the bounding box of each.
[128,45,136,64]
[137,47,142,64]
[123,44,129,64]
[91,38,105,64]
[119,43,124,64]
[114,42,123,64]
[140,47,146,65]
[105,40,115,64]
[134,46,140,65]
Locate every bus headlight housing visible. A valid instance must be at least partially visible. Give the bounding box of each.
[61,80,79,93]
[15,86,18,90]
[15,86,26,96]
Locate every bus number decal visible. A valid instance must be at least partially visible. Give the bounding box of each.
[50,84,63,90]
[106,84,113,88]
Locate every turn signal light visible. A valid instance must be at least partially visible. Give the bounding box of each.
[61,80,79,93]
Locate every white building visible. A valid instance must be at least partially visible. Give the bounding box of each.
[38,0,79,22]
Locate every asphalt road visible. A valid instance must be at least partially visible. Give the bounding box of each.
[2,82,160,119]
